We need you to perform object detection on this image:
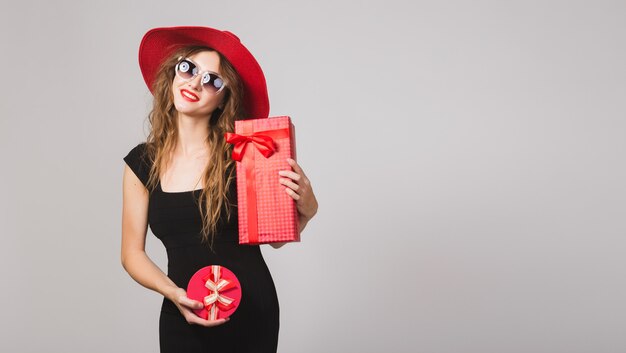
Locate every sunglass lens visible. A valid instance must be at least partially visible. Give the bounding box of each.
[200,73,224,94]
[214,78,224,90]
[177,59,196,80]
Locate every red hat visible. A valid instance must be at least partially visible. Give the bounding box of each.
[138,26,269,119]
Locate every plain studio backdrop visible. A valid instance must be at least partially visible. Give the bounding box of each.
[1,1,624,352]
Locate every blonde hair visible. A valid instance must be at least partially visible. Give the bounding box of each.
[142,45,247,250]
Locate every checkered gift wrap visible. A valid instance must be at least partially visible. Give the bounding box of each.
[225,116,300,244]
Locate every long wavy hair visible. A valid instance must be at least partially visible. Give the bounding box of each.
[142,45,247,250]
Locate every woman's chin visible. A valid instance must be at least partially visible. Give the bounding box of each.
[174,105,215,119]
[175,101,200,114]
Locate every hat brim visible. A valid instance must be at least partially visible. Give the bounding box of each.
[139,26,269,119]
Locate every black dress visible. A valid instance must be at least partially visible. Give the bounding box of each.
[123,142,280,353]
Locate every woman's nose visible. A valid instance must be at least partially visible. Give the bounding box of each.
[187,74,203,90]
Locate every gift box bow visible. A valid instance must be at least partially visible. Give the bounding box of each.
[202,265,237,320]
[225,127,291,162]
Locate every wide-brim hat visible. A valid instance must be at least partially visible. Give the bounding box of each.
[138,26,269,119]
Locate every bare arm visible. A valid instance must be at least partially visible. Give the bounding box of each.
[120,165,178,300]
[120,164,229,327]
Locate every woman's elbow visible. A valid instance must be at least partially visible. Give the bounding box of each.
[270,242,288,249]
[120,248,143,271]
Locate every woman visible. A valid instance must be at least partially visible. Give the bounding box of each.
[121,26,318,353]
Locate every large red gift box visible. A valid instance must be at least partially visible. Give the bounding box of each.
[225,116,300,244]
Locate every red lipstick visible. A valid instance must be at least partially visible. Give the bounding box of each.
[180,89,199,102]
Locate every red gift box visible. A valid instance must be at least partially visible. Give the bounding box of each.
[225,116,300,244]
[186,265,242,320]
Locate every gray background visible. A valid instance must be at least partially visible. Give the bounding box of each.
[1,0,625,352]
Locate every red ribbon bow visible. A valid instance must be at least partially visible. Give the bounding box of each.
[202,265,236,320]
[224,132,278,161]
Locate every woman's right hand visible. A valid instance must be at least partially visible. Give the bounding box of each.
[167,287,230,327]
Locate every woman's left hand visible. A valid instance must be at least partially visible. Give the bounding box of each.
[279,158,318,222]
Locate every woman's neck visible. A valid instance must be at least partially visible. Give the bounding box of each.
[175,113,211,157]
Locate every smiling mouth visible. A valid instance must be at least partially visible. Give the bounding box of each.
[180,89,199,102]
